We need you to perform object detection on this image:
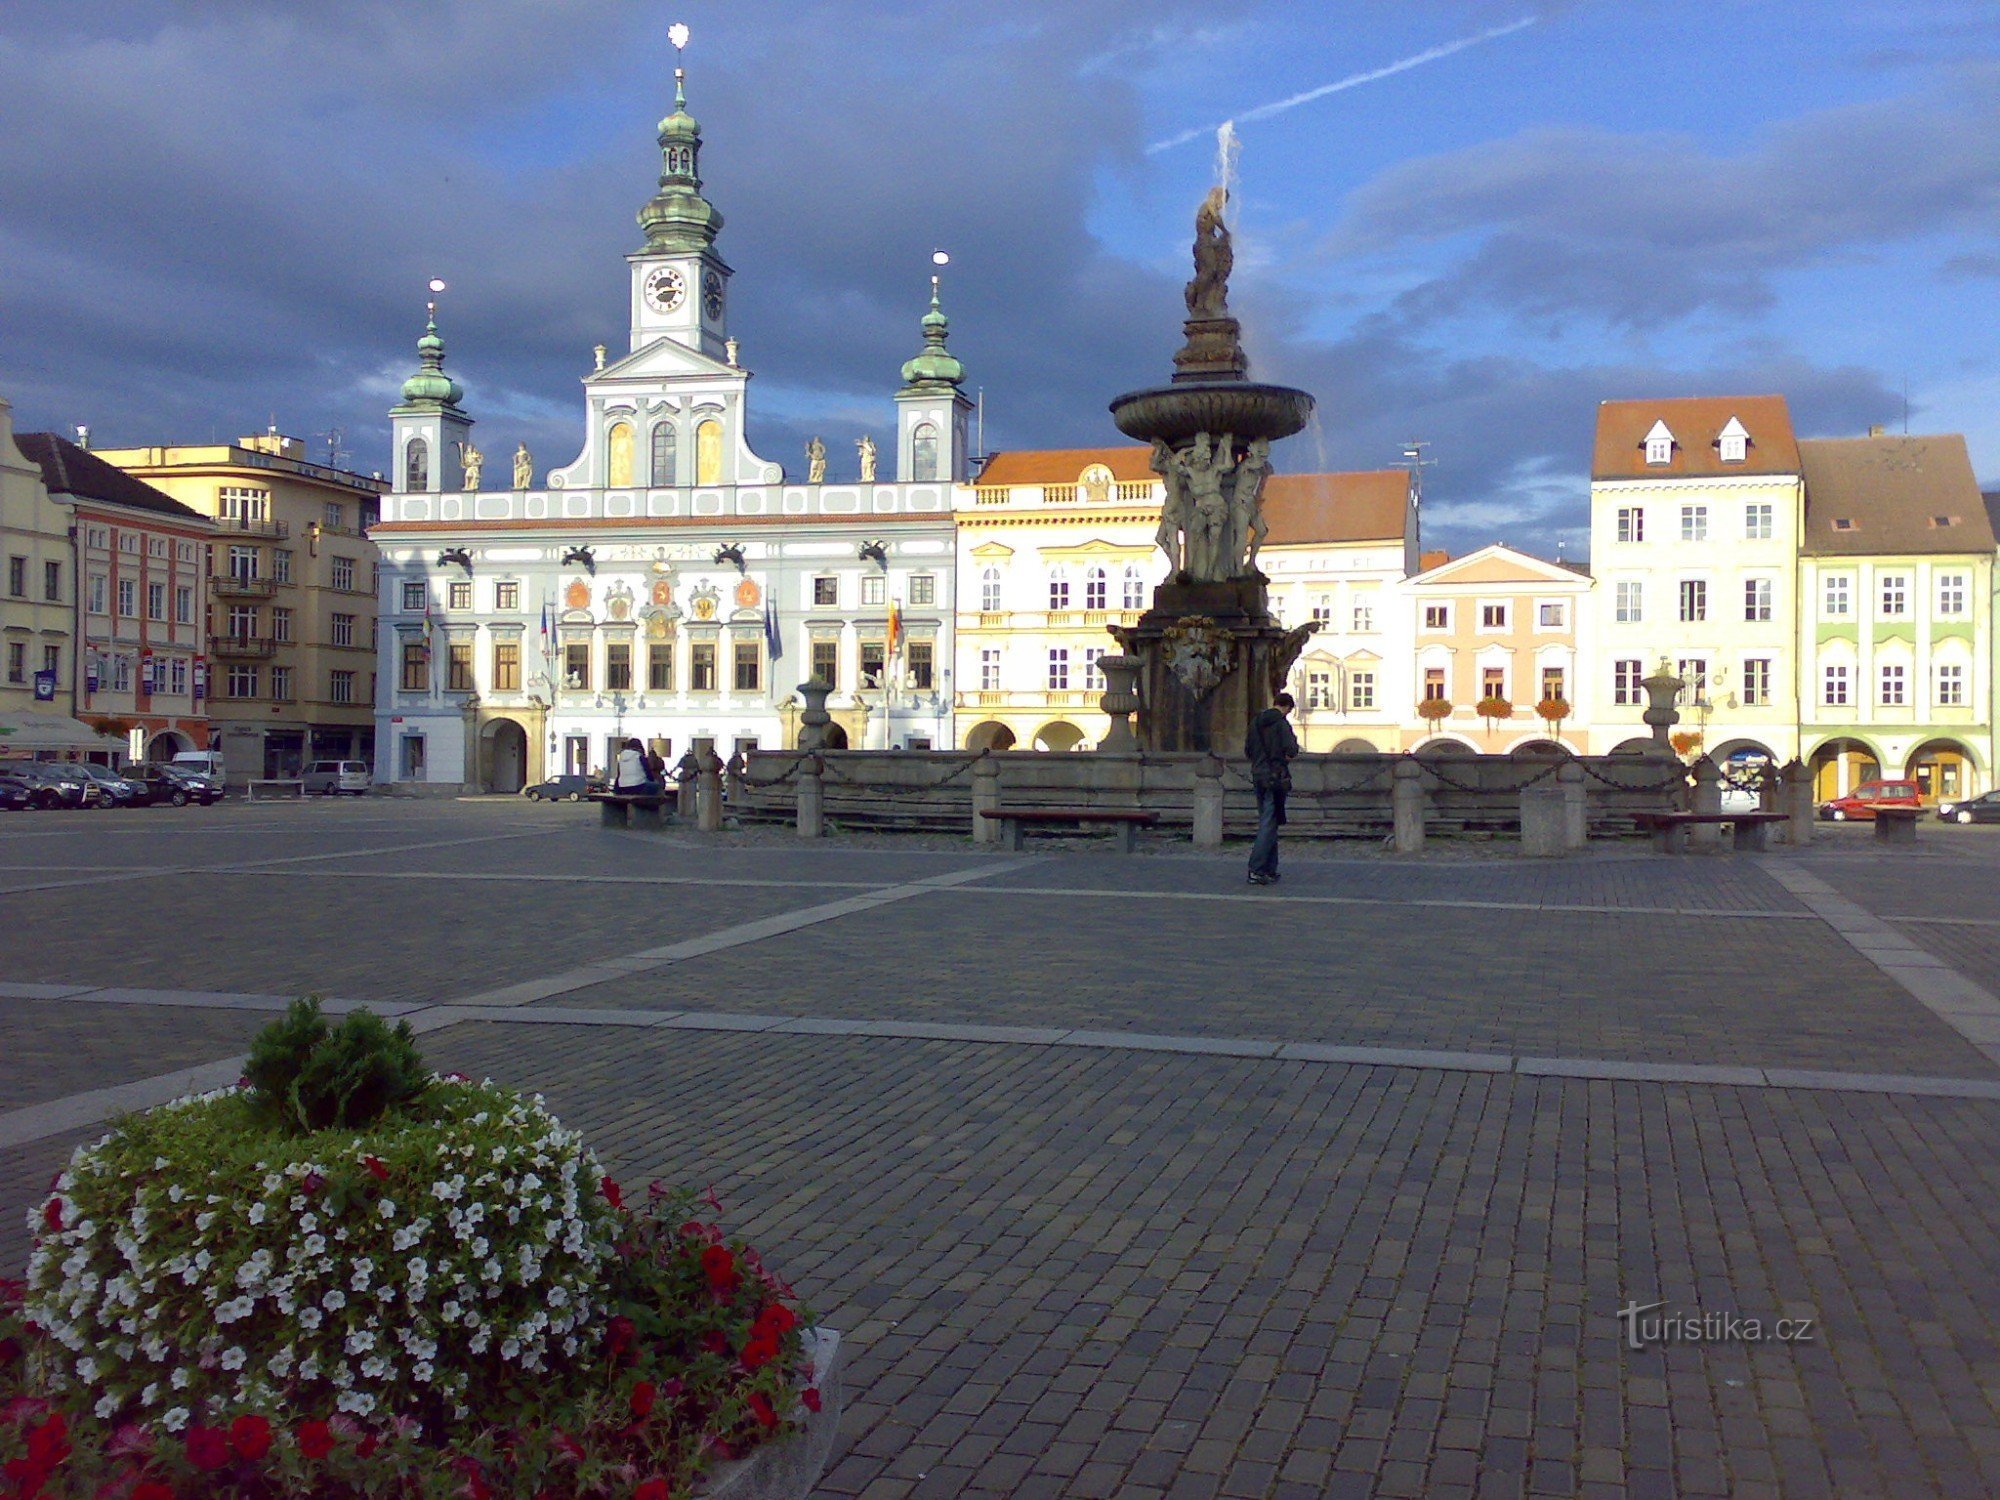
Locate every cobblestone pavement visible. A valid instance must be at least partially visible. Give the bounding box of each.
[3,800,2000,1496]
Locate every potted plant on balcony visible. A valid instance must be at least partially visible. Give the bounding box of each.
[1416,696,1453,740]
[1475,695,1513,743]
[1535,696,1571,745]
[2,1000,838,1499]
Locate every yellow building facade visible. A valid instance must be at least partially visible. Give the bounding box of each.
[0,397,76,726]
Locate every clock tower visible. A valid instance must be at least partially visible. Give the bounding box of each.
[628,65,730,359]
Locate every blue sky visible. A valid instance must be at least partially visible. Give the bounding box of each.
[3,1,1998,559]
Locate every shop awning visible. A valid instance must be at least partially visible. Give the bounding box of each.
[0,711,124,753]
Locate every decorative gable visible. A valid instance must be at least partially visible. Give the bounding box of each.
[1717,416,1749,463]
[1643,420,1675,466]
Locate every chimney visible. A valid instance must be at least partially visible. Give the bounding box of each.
[1868,424,1886,438]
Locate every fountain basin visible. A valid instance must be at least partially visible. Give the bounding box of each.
[1109,381,1314,447]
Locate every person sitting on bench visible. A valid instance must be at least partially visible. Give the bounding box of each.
[613,737,659,797]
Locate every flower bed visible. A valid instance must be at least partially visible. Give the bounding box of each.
[1,1001,830,1498]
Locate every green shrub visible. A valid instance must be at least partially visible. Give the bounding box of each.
[242,997,429,1134]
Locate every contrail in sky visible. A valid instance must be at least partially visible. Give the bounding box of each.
[1145,15,1538,155]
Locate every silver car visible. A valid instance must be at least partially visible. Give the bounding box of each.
[303,759,372,796]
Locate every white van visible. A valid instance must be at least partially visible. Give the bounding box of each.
[171,750,226,781]
[303,760,372,796]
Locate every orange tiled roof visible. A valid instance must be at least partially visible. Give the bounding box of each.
[1592,395,1798,480]
[1261,470,1410,546]
[973,447,1156,486]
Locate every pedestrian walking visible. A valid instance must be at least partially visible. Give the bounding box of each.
[1245,692,1300,885]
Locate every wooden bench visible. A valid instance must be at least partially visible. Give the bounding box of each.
[587,791,676,831]
[1874,805,1922,846]
[979,807,1160,853]
[1630,810,1789,853]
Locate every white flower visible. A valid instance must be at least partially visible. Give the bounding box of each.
[345,1330,376,1355]
[247,1203,267,1225]
[75,1356,98,1382]
[221,1347,247,1371]
[322,1289,346,1311]
[378,1199,397,1220]
[298,1307,323,1331]
[500,1337,521,1361]
[162,1406,189,1432]
[94,1393,119,1420]
[171,1368,190,1389]
[195,1211,217,1232]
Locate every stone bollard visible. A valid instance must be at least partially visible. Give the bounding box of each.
[1781,759,1813,847]
[695,744,724,832]
[971,755,1000,845]
[1392,759,1426,854]
[1192,755,1225,849]
[1557,760,1588,851]
[796,753,825,839]
[1520,783,1569,857]
[674,751,698,820]
[724,751,747,806]
[796,679,833,751]
[1688,755,1723,851]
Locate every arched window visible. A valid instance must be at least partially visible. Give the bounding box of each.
[606,422,634,488]
[1122,565,1145,611]
[404,436,429,492]
[1084,566,1108,611]
[695,419,723,486]
[1048,569,1070,611]
[980,567,1002,612]
[911,422,939,483]
[651,422,677,486]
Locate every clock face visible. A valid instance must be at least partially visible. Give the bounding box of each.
[643,266,685,313]
[702,270,724,320]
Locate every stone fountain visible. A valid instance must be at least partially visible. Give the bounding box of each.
[1107,184,1318,752]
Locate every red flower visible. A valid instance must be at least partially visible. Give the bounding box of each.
[301,1171,325,1196]
[801,1387,823,1414]
[606,1314,636,1359]
[754,1302,797,1336]
[132,1484,176,1500]
[0,1337,19,1369]
[25,1412,68,1466]
[230,1413,272,1462]
[630,1381,657,1418]
[296,1420,335,1460]
[600,1177,624,1210]
[184,1425,230,1471]
[40,1199,62,1233]
[701,1330,731,1356]
[740,1333,779,1371]
[747,1392,778,1430]
[701,1245,738,1295]
[363,1155,390,1181]
[550,1430,585,1462]
[453,1455,494,1500]
[358,1432,381,1459]
[634,1480,671,1500]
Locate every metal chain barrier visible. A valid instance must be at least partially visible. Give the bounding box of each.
[1414,755,1565,796]
[1572,759,1687,795]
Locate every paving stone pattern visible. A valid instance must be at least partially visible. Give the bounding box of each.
[0,997,269,1111]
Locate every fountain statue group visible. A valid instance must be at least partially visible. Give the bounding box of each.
[1151,431,1272,583]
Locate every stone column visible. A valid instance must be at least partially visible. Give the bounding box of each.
[695,741,723,832]
[1192,754,1225,849]
[971,754,1000,844]
[1782,758,1815,847]
[1392,758,1426,853]
[1097,654,1141,753]
[1558,760,1588,851]
[675,751,698,820]
[1688,754,1722,850]
[1640,667,1683,748]
[796,680,833,751]
[1520,783,1568,857]
[797,752,824,839]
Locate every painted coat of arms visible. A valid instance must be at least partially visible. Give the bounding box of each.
[563,578,591,611]
[734,577,762,610]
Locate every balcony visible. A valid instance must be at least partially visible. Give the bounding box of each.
[212,634,277,659]
[213,575,275,599]
[214,516,290,539]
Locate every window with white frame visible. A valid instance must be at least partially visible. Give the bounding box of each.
[1083,645,1105,686]
[980,568,1001,612]
[1122,567,1145,611]
[147,582,165,620]
[1676,657,1709,704]
[1680,505,1708,542]
[1745,502,1773,539]
[117,579,135,616]
[1615,581,1642,623]
[1938,662,1966,706]
[272,607,292,643]
[980,648,1001,691]
[401,580,425,612]
[113,656,131,692]
[1537,601,1566,630]
[1422,603,1449,631]
[169,658,188,696]
[1678,579,1707,623]
[1047,570,1069,611]
[332,556,356,591]
[1743,577,1772,622]
[1937,573,1967,616]
[1718,419,1749,463]
[331,613,355,647]
[1824,574,1851,616]
[1352,596,1375,632]
[273,549,292,584]
[1046,648,1069,689]
[1880,663,1906,706]
[1349,670,1376,711]
[1613,659,1643,706]
[1616,507,1644,543]
[861,575,885,607]
[812,575,838,607]
[910,574,936,606]
[1312,595,1332,625]
[1742,657,1771,706]
[1645,422,1674,465]
[1084,567,1107,612]
[1880,574,1908,616]
[1306,668,1331,710]
[271,665,293,701]
[331,670,356,705]
[226,664,260,698]
[228,545,258,581]
[1480,602,1508,630]
[89,575,106,613]
[175,586,192,624]
[1823,664,1850,706]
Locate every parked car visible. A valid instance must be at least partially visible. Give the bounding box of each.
[2,762,101,808]
[524,774,605,802]
[1819,778,1924,821]
[171,750,227,781]
[128,764,225,806]
[302,760,372,796]
[0,773,49,810]
[1935,790,2000,825]
[68,762,143,807]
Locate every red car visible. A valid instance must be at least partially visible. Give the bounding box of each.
[1818,778,1924,821]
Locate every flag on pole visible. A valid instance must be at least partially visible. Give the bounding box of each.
[540,598,552,660]
[421,594,434,660]
[763,594,782,660]
[886,598,903,659]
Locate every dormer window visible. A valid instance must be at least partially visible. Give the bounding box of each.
[1643,420,1674,466]
[1717,417,1749,463]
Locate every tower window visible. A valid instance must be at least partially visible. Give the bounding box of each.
[405,436,429,492]
[695,419,723,486]
[606,421,635,488]
[651,421,677,486]
[911,422,939,483]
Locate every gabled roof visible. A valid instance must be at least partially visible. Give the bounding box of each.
[1799,434,1995,556]
[14,433,207,522]
[592,334,738,384]
[1593,395,1798,480]
[1410,542,1589,587]
[974,447,1156,486]
[1260,470,1410,546]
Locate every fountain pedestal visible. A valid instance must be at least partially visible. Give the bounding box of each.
[1113,578,1310,754]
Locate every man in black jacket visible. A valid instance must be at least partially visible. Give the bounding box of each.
[1245,692,1300,885]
